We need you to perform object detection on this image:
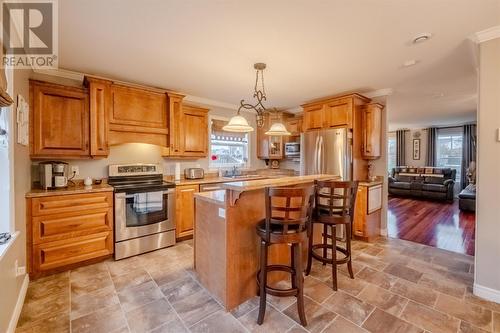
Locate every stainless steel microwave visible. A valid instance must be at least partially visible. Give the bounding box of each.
[285,142,300,157]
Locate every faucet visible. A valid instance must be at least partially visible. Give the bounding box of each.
[224,166,240,177]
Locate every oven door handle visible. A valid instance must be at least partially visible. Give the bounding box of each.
[119,189,175,199]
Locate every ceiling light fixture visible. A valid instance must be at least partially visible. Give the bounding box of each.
[224,63,290,135]
[265,122,291,136]
[222,114,254,132]
[412,33,432,44]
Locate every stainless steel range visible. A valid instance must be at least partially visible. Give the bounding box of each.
[108,164,176,260]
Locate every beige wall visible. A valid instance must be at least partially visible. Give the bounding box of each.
[405,129,428,167]
[0,68,31,332]
[474,37,500,300]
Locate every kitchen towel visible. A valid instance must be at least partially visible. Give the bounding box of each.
[133,191,163,213]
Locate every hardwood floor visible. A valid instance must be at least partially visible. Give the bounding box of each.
[387,196,476,256]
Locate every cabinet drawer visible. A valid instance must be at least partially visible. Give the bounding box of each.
[33,208,113,244]
[33,232,113,272]
[32,192,113,216]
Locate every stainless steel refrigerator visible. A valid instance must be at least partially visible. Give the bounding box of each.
[300,128,353,180]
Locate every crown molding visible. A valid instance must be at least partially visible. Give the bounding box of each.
[364,88,394,98]
[470,25,500,44]
[183,95,239,111]
[32,68,247,111]
[33,68,84,81]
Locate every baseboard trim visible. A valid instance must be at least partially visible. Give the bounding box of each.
[7,274,29,333]
[473,283,500,304]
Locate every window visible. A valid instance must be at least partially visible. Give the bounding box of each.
[387,133,397,174]
[437,127,463,182]
[209,117,249,169]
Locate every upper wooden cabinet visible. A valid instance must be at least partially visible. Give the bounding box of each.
[302,104,324,131]
[286,116,303,136]
[30,80,90,159]
[84,77,110,157]
[108,83,169,147]
[302,94,370,132]
[167,101,209,158]
[361,103,383,159]
[182,105,209,157]
[30,76,210,159]
[324,98,352,128]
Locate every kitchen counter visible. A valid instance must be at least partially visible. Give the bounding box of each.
[164,175,267,186]
[26,183,114,198]
[220,174,338,192]
[193,174,338,310]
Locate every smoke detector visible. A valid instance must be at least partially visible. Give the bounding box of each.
[412,33,433,44]
[402,59,419,68]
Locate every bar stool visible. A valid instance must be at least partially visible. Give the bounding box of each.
[305,180,358,291]
[256,186,314,327]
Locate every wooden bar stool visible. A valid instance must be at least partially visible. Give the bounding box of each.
[256,186,314,327]
[305,180,358,291]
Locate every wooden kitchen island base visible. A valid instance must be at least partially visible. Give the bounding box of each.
[193,175,336,310]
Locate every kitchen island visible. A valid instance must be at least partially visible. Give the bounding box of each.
[193,174,338,310]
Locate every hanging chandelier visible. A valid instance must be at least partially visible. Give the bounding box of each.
[223,63,290,135]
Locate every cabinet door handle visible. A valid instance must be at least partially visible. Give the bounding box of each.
[180,189,195,192]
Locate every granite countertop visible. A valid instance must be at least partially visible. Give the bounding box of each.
[220,174,339,192]
[168,175,267,186]
[26,183,114,198]
[194,190,226,205]
[358,177,384,187]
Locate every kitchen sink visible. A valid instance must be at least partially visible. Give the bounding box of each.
[223,174,265,180]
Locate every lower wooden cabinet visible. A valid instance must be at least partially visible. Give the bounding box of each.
[175,184,199,239]
[353,184,382,242]
[27,191,114,278]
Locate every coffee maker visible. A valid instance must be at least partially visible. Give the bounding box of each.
[39,161,69,189]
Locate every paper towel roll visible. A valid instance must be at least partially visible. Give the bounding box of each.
[175,162,181,181]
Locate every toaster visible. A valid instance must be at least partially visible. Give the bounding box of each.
[184,168,204,180]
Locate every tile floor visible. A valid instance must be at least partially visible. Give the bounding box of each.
[16,237,500,333]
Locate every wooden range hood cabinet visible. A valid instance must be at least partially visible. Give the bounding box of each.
[85,76,209,158]
[29,76,209,159]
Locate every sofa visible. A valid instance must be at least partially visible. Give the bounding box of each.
[388,167,456,201]
[458,187,476,212]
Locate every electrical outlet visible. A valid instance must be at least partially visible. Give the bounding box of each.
[71,166,79,176]
[14,260,26,276]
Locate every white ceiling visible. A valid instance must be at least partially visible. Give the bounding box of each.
[58,0,500,130]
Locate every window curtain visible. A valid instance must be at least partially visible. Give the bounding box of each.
[0,44,14,107]
[461,124,477,189]
[396,130,406,166]
[426,127,438,166]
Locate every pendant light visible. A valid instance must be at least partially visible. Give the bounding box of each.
[224,62,289,135]
[222,112,254,132]
[265,121,291,136]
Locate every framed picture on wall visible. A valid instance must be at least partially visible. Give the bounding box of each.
[413,139,421,160]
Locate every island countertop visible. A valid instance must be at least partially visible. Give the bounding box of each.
[220,174,339,192]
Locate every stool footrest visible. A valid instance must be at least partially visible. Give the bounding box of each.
[311,244,350,264]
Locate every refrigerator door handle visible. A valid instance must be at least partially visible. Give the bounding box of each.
[318,135,324,174]
[313,135,319,174]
